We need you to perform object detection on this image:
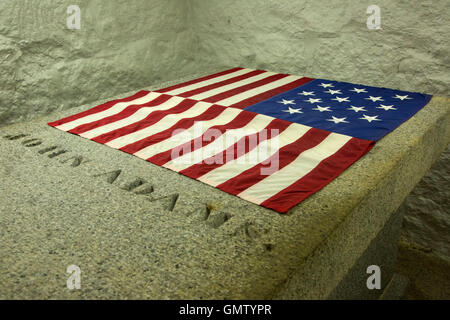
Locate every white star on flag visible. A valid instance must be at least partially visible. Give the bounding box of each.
[282,107,303,114]
[350,88,368,93]
[324,89,342,95]
[365,96,384,102]
[347,106,367,112]
[359,114,381,122]
[298,91,315,96]
[327,116,349,124]
[277,99,296,105]
[377,104,397,111]
[313,105,332,112]
[332,96,350,103]
[319,83,334,88]
[304,98,322,104]
[394,94,413,100]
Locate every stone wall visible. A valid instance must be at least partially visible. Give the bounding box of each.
[191,0,449,95]
[2,1,448,124]
[0,0,197,126]
[399,145,450,262]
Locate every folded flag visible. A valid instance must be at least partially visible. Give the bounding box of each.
[48,68,432,213]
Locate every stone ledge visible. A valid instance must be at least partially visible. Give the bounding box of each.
[274,95,449,299]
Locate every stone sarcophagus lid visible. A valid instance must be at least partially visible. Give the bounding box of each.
[0,69,449,299]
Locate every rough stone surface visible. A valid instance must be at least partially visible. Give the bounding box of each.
[379,273,410,300]
[191,0,450,96]
[327,207,403,300]
[395,239,450,299]
[0,74,448,298]
[0,0,197,126]
[398,146,450,262]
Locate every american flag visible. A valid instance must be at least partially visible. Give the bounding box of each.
[48,68,432,213]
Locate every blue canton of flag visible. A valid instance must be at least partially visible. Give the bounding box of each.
[244,79,432,141]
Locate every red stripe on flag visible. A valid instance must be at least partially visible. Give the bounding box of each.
[155,68,244,93]
[177,69,267,98]
[260,138,375,213]
[69,94,173,134]
[228,77,315,109]
[119,104,228,154]
[202,74,289,104]
[216,128,330,196]
[48,90,150,127]
[147,111,258,166]
[91,99,198,144]
[179,118,291,179]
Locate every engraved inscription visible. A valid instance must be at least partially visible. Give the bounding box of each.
[39,146,68,158]
[121,178,147,192]
[60,156,91,168]
[3,133,250,234]
[148,193,179,212]
[22,138,43,147]
[4,134,29,140]
[94,170,122,184]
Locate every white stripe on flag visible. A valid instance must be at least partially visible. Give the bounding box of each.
[197,123,311,186]
[216,75,302,106]
[56,92,162,132]
[188,71,277,100]
[79,96,185,139]
[105,101,214,149]
[163,114,274,171]
[163,68,255,96]
[133,107,243,159]
[237,133,352,204]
